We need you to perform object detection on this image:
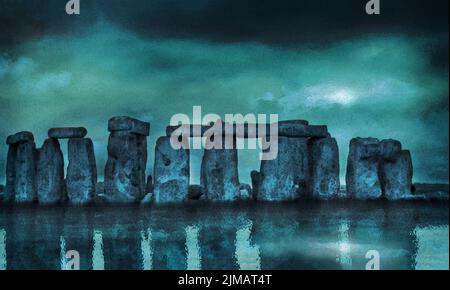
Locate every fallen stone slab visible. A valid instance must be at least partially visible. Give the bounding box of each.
[66,138,97,205]
[36,138,65,205]
[309,137,340,200]
[104,130,148,204]
[153,136,190,203]
[6,131,34,145]
[201,147,240,201]
[48,127,87,139]
[108,116,150,136]
[346,138,382,200]
[188,185,205,200]
[258,136,309,201]
[380,150,413,200]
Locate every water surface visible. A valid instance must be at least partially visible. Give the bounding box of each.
[0,201,448,270]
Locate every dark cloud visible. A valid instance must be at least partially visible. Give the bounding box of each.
[1,0,449,46]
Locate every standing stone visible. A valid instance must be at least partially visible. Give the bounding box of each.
[309,137,340,200]
[36,138,65,205]
[250,171,260,200]
[258,136,309,201]
[66,138,97,205]
[381,150,413,200]
[153,136,189,203]
[346,138,382,200]
[104,117,149,204]
[201,147,240,201]
[5,132,37,203]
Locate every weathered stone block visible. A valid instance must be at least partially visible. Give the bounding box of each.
[5,134,38,204]
[201,147,240,201]
[6,131,34,145]
[66,138,97,205]
[310,137,340,200]
[346,138,382,200]
[154,136,189,203]
[108,116,150,136]
[381,150,413,200]
[48,127,87,139]
[104,130,148,204]
[258,136,309,201]
[36,138,65,204]
[380,139,402,161]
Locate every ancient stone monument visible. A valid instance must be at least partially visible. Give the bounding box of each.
[66,138,97,205]
[309,137,340,200]
[153,136,190,203]
[346,137,413,200]
[201,146,241,201]
[4,132,37,203]
[36,138,65,204]
[1,116,418,205]
[104,116,150,204]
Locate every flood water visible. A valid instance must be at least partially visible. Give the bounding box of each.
[0,201,448,270]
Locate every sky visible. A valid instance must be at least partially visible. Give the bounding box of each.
[0,0,448,184]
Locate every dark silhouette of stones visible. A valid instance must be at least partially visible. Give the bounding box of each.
[4,132,37,203]
[250,170,260,200]
[48,127,87,139]
[154,136,189,203]
[6,131,34,145]
[346,138,382,200]
[188,185,205,200]
[145,175,153,194]
[381,150,413,200]
[96,181,104,195]
[201,147,240,201]
[309,137,340,200]
[36,138,65,204]
[258,136,309,201]
[66,138,97,205]
[380,139,402,161]
[239,183,252,200]
[108,116,150,136]
[104,117,149,204]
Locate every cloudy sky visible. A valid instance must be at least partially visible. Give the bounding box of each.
[0,0,448,184]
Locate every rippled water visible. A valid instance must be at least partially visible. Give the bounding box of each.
[0,201,448,270]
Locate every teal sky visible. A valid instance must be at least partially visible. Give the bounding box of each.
[0,1,448,184]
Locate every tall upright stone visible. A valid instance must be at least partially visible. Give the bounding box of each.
[36,138,65,205]
[309,137,340,200]
[153,136,190,203]
[346,138,382,200]
[201,147,240,201]
[66,138,97,205]
[5,132,37,203]
[381,149,413,200]
[104,116,149,204]
[258,136,309,201]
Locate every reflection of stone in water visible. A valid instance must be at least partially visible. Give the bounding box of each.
[0,228,6,270]
[234,220,261,270]
[414,225,449,270]
[140,228,153,270]
[92,230,105,270]
[336,220,352,269]
[186,225,201,270]
[60,236,66,270]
